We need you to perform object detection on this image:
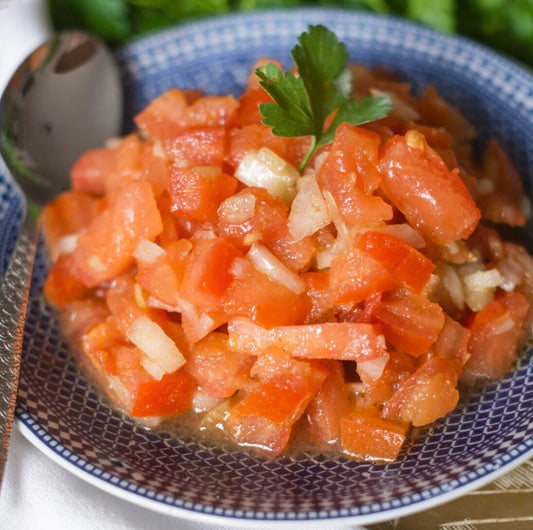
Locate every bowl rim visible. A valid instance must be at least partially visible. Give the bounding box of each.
[13,7,533,527]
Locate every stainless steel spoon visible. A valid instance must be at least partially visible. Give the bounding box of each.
[0,31,122,484]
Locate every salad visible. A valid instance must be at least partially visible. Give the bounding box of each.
[41,27,532,462]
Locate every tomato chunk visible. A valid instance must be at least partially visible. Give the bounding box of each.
[382,357,459,426]
[164,128,227,167]
[341,408,408,462]
[186,332,254,398]
[70,182,162,287]
[462,291,530,384]
[169,166,237,222]
[44,255,89,308]
[227,317,386,361]
[179,238,243,309]
[377,131,480,245]
[356,231,435,293]
[372,292,445,356]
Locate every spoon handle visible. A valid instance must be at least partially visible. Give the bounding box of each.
[0,216,38,485]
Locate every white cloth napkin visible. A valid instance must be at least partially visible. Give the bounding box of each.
[0,3,367,528]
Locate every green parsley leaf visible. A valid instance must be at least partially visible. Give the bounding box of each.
[256,25,392,171]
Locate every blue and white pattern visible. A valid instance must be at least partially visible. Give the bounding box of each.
[5,8,533,526]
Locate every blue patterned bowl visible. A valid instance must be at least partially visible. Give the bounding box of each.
[6,8,533,527]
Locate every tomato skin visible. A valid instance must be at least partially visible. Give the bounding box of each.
[372,292,445,356]
[235,87,273,127]
[329,246,398,305]
[186,332,254,398]
[169,166,238,222]
[377,132,480,245]
[356,231,435,294]
[461,291,530,384]
[341,408,408,462]
[179,237,243,310]
[164,128,227,167]
[70,182,163,287]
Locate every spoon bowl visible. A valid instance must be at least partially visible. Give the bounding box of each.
[0,31,122,484]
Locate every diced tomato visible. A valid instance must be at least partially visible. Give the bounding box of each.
[141,142,170,197]
[483,139,524,201]
[364,350,417,405]
[164,128,227,167]
[223,260,310,327]
[82,317,124,375]
[301,271,332,323]
[461,291,530,384]
[429,315,470,375]
[227,317,386,362]
[179,237,243,309]
[356,231,435,293]
[317,124,392,225]
[329,246,398,305]
[225,353,327,455]
[41,191,103,260]
[218,186,315,272]
[186,332,254,398]
[372,291,445,356]
[341,408,408,462]
[59,298,110,346]
[70,148,114,195]
[477,192,525,227]
[70,182,163,287]
[135,90,238,139]
[235,87,273,127]
[377,131,480,245]
[169,166,238,222]
[418,86,476,143]
[106,275,165,335]
[136,251,180,307]
[307,361,350,444]
[130,369,196,417]
[44,254,89,308]
[382,357,459,426]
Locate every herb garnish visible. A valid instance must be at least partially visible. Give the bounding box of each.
[255,25,392,172]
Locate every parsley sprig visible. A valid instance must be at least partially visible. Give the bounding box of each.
[256,25,392,172]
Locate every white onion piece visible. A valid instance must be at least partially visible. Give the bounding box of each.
[323,190,351,252]
[107,375,133,411]
[439,264,465,311]
[57,233,79,257]
[248,243,306,294]
[288,175,331,240]
[462,268,504,291]
[229,257,249,279]
[134,239,165,265]
[192,389,223,413]
[127,316,186,379]
[357,353,390,382]
[458,264,501,311]
[191,229,217,241]
[235,147,299,205]
[146,296,181,312]
[370,88,420,121]
[218,193,256,224]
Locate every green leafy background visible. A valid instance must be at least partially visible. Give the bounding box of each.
[48,0,533,67]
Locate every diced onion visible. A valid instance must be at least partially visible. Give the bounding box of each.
[288,175,331,240]
[57,233,79,257]
[134,239,165,265]
[134,283,147,309]
[357,353,390,382]
[323,190,351,252]
[192,389,223,413]
[127,316,186,379]
[248,243,306,294]
[235,147,299,205]
[458,264,502,311]
[146,296,181,312]
[370,88,420,121]
[107,375,133,411]
[218,193,256,224]
[462,268,503,291]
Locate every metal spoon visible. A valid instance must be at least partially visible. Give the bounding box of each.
[0,31,122,484]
